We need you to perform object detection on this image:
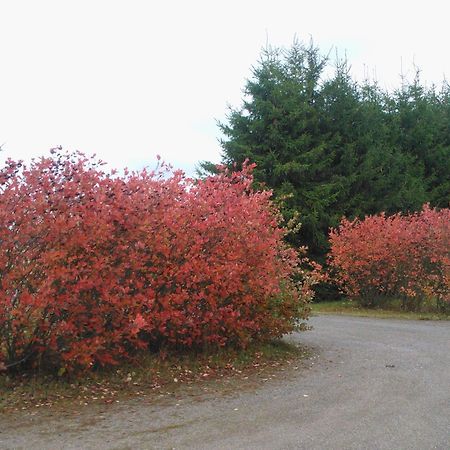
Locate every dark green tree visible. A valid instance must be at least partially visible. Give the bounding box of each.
[389,73,450,207]
[200,40,448,257]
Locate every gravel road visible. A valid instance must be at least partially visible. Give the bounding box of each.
[1,315,449,449]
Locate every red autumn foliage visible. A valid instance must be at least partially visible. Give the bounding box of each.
[0,151,320,373]
[329,205,450,310]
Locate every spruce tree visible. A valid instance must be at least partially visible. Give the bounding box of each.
[200,40,449,257]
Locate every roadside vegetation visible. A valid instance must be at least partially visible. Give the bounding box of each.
[0,149,320,378]
[0,340,310,413]
[1,37,448,410]
[201,37,449,315]
[328,206,449,314]
[311,300,449,321]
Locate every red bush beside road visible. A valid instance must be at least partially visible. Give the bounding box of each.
[0,151,319,373]
[329,206,450,310]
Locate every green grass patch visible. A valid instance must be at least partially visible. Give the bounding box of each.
[0,340,310,413]
[311,299,450,320]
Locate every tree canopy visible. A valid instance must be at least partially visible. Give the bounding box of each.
[200,40,450,257]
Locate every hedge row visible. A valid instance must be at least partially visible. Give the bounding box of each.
[0,151,319,373]
[329,205,449,311]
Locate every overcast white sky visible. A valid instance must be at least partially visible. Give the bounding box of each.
[1,0,449,175]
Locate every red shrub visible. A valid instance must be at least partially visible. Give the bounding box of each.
[329,206,450,310]
[0,151,319,373]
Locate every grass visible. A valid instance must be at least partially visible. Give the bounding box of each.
[311,299,450,320]
[0,340,311,413]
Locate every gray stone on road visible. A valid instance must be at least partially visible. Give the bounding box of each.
[1,315,449,449]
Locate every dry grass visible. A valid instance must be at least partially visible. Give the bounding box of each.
[0,340,310,413]
[311,299,450,321]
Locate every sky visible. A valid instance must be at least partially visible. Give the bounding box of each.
[1,0,449,176]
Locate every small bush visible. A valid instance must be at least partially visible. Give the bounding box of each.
[329,206,449,311]
[0,151,320,374]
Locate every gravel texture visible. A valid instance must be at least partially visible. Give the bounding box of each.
[1,315,449,449]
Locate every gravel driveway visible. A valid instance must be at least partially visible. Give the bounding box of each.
[1,315,449,449]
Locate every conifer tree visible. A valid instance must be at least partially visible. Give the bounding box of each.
[200,40,449,256]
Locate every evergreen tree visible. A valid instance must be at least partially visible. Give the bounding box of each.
[200,40,449,257]
[390,73,450,207]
